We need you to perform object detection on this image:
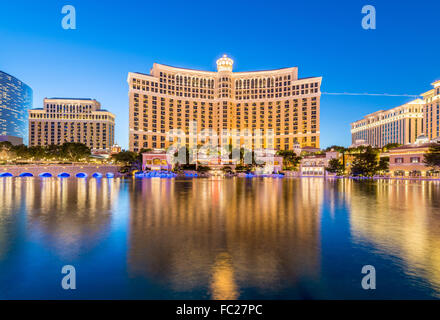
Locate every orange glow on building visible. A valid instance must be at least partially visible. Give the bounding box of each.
[128,55,322,152]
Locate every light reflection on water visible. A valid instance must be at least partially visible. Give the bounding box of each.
[0,177,439,299]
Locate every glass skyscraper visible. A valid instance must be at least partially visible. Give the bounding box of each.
[0,71,33,144]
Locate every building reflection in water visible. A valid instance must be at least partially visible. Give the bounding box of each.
[344,179,440,295]
[127,178,323,299]
[2,177,440,298]
[0,178,119,260]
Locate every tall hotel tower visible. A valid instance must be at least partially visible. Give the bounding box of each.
[29,98,115,152]
[128,55,322,152]
[0,71,33,145]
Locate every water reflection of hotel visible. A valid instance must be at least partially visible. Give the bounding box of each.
[127,178,324,299]
[346,179,440,295]
[0,178,119,259]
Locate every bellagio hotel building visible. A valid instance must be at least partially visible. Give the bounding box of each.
[128,55,322,152]
[28,98,115,152]
[351,80,440,148]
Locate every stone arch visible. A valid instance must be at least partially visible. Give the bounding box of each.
[76,173,88,178]
[0,172,13,177]
[39,172,52,178]
[58,173,70,178]
[19,172,33,177]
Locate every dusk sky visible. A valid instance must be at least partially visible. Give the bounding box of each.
[1,0,438,149]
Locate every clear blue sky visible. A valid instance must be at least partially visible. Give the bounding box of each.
[1,0,438,149]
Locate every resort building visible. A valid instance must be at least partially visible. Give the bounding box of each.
[255,151,283,174]
[388,135,439,177]
[128,55,322,152]
[300,151,339,177]
[110,144,122,155]
[421,80,440,141]
[350,99,424,148]
[142,150,172,171]
[28,98,115,152]
[0,71,33,144]
[0,135,23,146]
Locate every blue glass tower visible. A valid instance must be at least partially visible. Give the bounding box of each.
[0,71,33,144]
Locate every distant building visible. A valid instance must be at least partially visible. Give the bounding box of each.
[142,150,172,171]
[0,71,33,144]
[128,55,322,152]
[254,150,283,174]
[351,79,440,148]
[388,135,439,177]
[195,153,238,169]
[0,135,23,146]
[421,80,440,141]
[28,98,115,152]
[300,151,339,176]
[351,99,424,148]
[111,144,122,154]
[349,139,368,148]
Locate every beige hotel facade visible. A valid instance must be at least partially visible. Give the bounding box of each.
[29,98,115,152]
[351,80,440,148]
[127,55,322,152]
[422,80,440,140]
[351,99,424,148]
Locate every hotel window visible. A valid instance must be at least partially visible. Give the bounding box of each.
[395,158,404,163]
[410,157,420,163]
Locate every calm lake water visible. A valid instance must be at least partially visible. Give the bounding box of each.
[1,177,440,299]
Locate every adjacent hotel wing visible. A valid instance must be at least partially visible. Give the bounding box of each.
[350,99,424,148]
[127,55,322,152]
[421,80,440,140]
[351,80,440,148]
[29,98,115,152]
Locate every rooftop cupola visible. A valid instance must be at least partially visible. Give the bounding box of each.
[216,54,233,72]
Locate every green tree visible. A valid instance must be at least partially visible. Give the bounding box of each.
[111,150,142,174]
[377,156,390,174]
[350,146,383,176]
[138,148,153,154]
[423,143,440,169]
[235,164,253,173]
[221,166,233,173]
[11,144,30,159]
[325,158,344,175]
[0,141,14,161]
[27,146,46,161]
[111,150,138,165]
[0,141,13,150]
[196,165,210,173]
[325,145,346,153]
[382,143,401,152]
[61,143,91,162]
[46,144,62,160]
[276,150,301,170]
